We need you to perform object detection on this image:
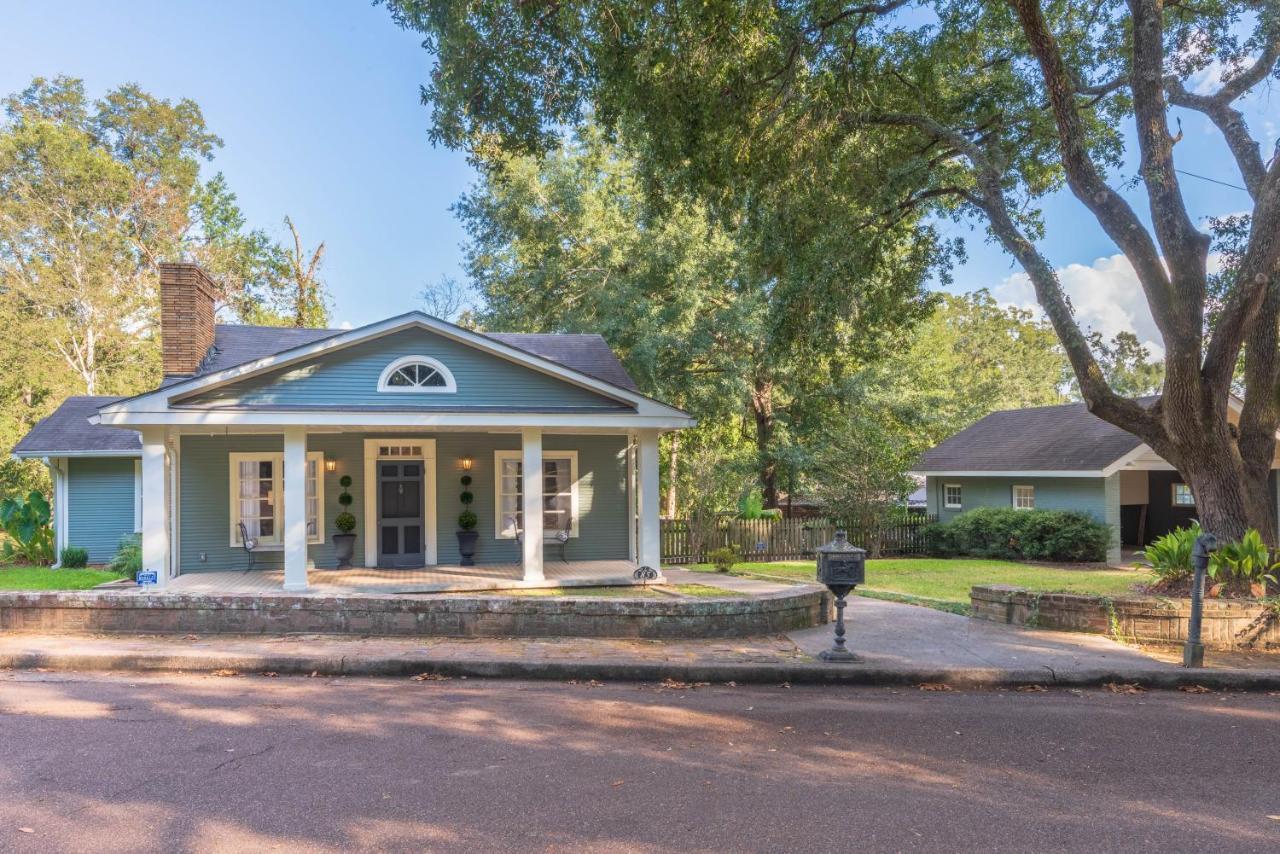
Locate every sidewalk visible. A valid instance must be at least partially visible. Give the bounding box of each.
[3,597,1278,689]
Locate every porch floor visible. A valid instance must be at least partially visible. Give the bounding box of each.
[159,560,650,596]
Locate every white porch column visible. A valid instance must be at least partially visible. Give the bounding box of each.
[637,429,662,570]
[283,427,309,592]
[139,428,169,589]
[521,428,544,582]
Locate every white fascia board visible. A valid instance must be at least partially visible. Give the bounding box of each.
[909,470,1106,478]
[92,408,693,430]
[11,448,142,460]
[97,312,690,420]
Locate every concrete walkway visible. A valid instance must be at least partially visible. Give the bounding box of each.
[2,597,1278,689]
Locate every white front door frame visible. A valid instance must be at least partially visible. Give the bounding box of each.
[363,438,437,568]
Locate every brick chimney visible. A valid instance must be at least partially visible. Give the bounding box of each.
[158,262,218,376]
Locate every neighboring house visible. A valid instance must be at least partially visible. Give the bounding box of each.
[911,400,1280,565]
[13,263,692,589]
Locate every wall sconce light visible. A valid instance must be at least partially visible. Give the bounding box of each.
[460,455,474,471]
[324,459,337,473]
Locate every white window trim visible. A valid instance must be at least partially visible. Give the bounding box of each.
[1172,483,1196,507]
[943,483,962,510]
[228,451,324,549]
[493,449,579,540]
[376,355,458,393]
[1012,484,1035,510]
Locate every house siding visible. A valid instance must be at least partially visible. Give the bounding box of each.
[66,457,136,564]
[180,327,631,411]
[178,431,630,572]
[926,476,1109,523]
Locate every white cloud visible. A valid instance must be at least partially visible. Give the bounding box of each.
[992,254,1166,357]
[337,320,354,330]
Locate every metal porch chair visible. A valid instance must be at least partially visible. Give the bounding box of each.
[237,522,259,573]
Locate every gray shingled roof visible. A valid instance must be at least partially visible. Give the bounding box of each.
[187,325,638,391]
[12,396,140,458]
[17,323,642,456]
[915,402,1145,472]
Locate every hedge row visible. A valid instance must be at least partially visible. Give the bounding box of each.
[924,507,1110,562]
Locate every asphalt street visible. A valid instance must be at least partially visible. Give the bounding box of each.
[0,671,1276,852]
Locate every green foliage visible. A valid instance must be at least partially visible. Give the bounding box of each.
[460,474,472,486]
[1136,523,1201,584]
[1208,529,1279,589]
[450,125,933,514]
[107,534,141,575]
[457,509,478,531]
[0,76,331,497]
[459,490,474,505]
[59,546,88,568]
[707,546,738,573]
[0,490,54,564]
[737,491,766,520]
[853,292,1068,453]
[335,477,355,531]
[808,413,917,557]
[925,508,1110,563]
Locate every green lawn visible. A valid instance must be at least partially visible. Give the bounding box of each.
[0,566,127,590]
[687,558,1154,606]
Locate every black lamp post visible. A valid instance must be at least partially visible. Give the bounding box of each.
[1184,532,1218,668]
[816,530,866,662]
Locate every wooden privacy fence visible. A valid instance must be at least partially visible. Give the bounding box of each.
[660,515,936,564]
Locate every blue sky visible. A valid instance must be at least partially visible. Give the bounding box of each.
[2,1,1272,346]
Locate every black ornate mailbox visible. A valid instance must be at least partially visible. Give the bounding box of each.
[815,530,866,662]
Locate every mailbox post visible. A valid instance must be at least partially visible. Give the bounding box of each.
[1184,532,1218,668]
[816,530,866,662]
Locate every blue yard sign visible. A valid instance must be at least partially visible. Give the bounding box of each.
[135,570,158,587]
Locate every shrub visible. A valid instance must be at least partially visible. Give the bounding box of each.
[925,507,1110,562]
[108,534,141,575]
[457,509,478,531]
[1209,529,1278,592]
[0,490,55,565]
[459,490,474,505]
[1137,523,1200,584]
[460,474,472,487]
[335,477,356,532]
[59,546,89,568]
[707,546,737,572]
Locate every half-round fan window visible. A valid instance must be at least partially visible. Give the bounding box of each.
[377,356,457,393]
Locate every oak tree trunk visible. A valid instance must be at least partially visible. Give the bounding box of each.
[750,376,779,509]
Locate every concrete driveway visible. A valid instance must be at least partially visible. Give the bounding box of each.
[787,596,1180,677]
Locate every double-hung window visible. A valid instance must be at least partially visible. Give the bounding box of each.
[494,450,579,539]
[1172,483,1195,507]
[230,452,324,547]
[1012,484,1036,510]
[943,483,962,510]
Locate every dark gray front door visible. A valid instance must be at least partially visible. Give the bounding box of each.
[377,461,424,568]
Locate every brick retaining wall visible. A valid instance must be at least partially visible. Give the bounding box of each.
[0,588,829,640]
[971,585,1279,650]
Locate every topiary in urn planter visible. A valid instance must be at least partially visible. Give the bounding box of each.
[333,475,357,568]
[457,473,479,566]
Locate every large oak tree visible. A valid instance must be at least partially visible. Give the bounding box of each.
[386,0,1280,540]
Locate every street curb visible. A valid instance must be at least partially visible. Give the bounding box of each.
[4,648,1280,690]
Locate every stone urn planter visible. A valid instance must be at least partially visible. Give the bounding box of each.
[333,474,357,569]
[332,533,356,569]
[456,529,480,566]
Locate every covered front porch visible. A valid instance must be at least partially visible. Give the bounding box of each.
[135,425,664,592]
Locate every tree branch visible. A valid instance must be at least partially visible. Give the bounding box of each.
[1008,0,1183,348]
